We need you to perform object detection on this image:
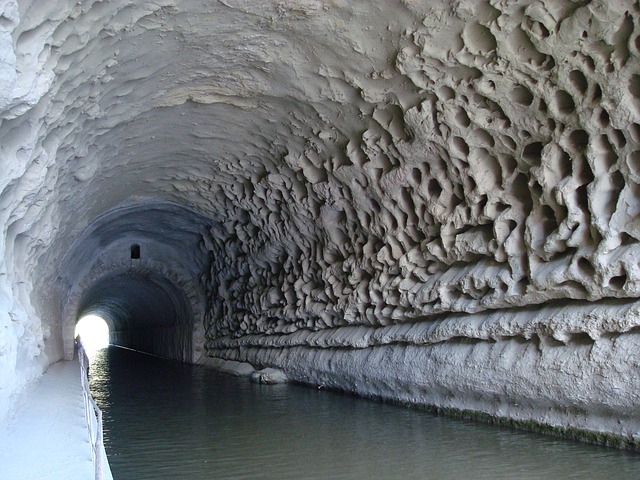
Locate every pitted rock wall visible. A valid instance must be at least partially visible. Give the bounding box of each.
[202,1,640,339]
[0,0,639,440]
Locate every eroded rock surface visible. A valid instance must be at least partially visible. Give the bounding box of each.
[0,0,639,442]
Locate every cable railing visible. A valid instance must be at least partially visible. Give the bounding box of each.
[78,343,105,480]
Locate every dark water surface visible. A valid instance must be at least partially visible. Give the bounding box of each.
[89,346,639,480]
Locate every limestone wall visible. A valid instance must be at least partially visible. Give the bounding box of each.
[0,0,638,441]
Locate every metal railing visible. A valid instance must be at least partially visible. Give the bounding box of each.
[78,344,105,480]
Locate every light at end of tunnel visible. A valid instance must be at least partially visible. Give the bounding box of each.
[75,314,109,354]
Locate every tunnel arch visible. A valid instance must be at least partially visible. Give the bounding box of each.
[62,256,206,363]
[58,200,212,362]
[74,270,193,361]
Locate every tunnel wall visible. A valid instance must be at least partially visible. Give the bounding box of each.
[208,300,640,445]
[191,0,640,444]
[0,0,638,443]
[110,325,192,360]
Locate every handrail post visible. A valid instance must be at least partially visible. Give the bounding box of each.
[95,406,104,480]
[77,342,106,480]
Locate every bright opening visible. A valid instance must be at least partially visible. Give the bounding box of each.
[75,314,110,354]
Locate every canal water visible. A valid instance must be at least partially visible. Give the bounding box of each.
[89,346,639,480]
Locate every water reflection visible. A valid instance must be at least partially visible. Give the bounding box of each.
[90,347,639,480]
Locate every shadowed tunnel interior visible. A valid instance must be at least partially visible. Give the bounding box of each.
[57,200,211,364]
[1,0,640,446]
[77,272,193,360]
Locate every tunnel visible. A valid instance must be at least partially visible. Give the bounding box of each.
[1,0,640,449]
[76,271,193,360]
[57,200,210,364]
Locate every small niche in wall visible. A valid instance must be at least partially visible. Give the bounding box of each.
[130,244,141,260]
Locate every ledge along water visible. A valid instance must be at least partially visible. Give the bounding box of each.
[90,346,640,480]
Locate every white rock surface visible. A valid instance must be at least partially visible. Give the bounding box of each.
[251,367,289,385]
[197,356,256,377]
[0,0,639,442]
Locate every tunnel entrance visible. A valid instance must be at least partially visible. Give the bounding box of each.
[74,270,194,362]
[74,314,110,353]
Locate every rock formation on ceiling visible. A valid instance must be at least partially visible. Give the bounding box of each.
[1,0,639,445]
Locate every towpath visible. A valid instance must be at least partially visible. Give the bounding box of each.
[0,358,112,479]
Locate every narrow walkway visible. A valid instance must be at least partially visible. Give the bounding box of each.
[0,359,111,480]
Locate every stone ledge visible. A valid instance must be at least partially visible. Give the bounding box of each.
[208,327,640,449]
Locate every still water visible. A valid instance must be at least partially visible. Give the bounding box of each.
[89,346,639,480]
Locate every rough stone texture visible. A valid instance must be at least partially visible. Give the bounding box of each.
[250,368,289,385]
[0,0,639,442]
[197,357,255,377]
